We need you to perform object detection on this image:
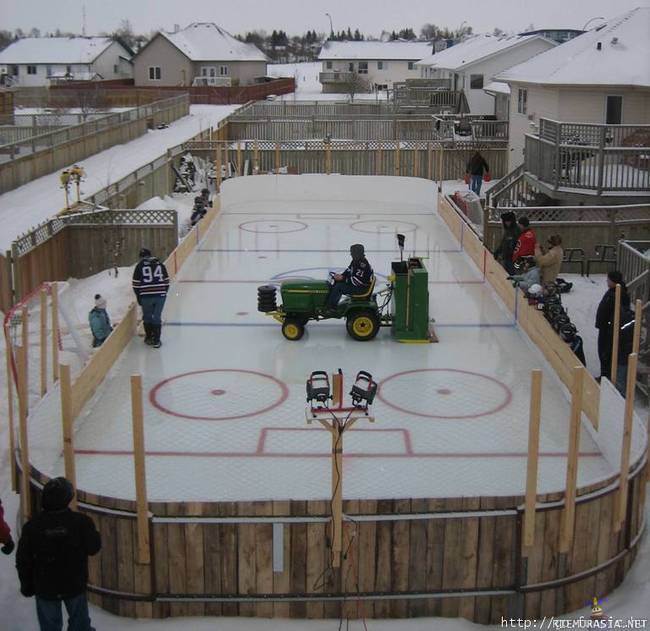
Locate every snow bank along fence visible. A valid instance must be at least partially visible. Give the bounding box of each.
[0,94,190,194]
[0,209,178,312]
[7,187,647,624]
[183,139,509,181]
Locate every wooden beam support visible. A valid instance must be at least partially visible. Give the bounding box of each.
[6,340,17,492]
[253,140,259,174]
[616,353,638,531]
[523,370,543,549]
[39,288,47,397]
[610,284,621,383]
[131,375,151,564]
[51,282,59,383]
[17,339,31,520]
[632,299,642,355]
[215,142,222,192]
[274,142,281,173]
[560,365,584,552]
[59,363,77,510]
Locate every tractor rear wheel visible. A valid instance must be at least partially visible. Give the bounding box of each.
[346,310,379,341]
[282,319,305,341]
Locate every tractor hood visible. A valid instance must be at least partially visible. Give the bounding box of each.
[280,279,330,292]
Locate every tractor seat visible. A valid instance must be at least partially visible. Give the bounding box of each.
[351,275,376,300]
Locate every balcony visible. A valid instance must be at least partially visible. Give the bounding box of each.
[192,76,231,87]
[524,118,650,196]
[319,71,356,85]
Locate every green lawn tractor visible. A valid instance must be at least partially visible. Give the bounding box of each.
[257,236,436,343]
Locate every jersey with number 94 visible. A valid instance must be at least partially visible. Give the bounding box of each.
[132,257,170,298]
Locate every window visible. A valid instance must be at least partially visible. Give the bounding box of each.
[326,61,333,70]
[606,95,623,124]
[348,62,354,72]
[113,64,118,74]
[219,65,229,76]
[470,74,484,89]
[27,65,37,75]
[11,65,18,76]
[201,66,217,77]
[148,66,161,80]
[358,62,368,74]
[66,65,72,74]
[517,88,528,115]
[408,61,415,70]
[377,61,387,70]
[46,66,52,77]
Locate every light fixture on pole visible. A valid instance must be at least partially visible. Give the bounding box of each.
[325,13,334,39]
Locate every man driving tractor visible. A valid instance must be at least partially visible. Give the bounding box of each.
[327,244,374,310]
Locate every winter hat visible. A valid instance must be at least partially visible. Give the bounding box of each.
[42,477,74,511]
[94,294,107,309]
[528,284,543,296]
[139,247,152,258]
[350,244,365,260]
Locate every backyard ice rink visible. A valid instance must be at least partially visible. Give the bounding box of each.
[25,175,645,504]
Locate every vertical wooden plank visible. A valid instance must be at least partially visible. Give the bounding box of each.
[539,507,561,615]
[394,144,400,176]
[340,500,361,621]
[524,370,543,547]
[356,499,377,619]
[215,143,222,192]
[632,299,642,355]
[255,502,274,617]
[373,499,392,618]
[151,520,170,618]
[130,375,150,564]
[274,142,280,173]
[203,519,222,617]
[116,517,136,617]
[133,511,153,617]
[408,499,429,617]
[220,502,239,617]
[489,502,518,622]
[59,364,77,510]
[473,498,496,623]
[390,499,411,617]
[184,502,205,616]
[305,500,327,619]
[16,340,32,519]
[290,501,308,618]
[376,143,382,175]
[561,366,584,552]
[594,491,614,598]
[272,501,291,618]
[39,288,47,396]
[458,497,481,620]
[167,503,188,617]
[253,140,259,174]
[236,141,242,176]
[51,282,59,383]
[425,498,446,617]
[413,145,420,178]
[610,284,621,382]
[428,143,433,180]
[616,353,638,530]
[6,340,17,492]
[238,501,257,616]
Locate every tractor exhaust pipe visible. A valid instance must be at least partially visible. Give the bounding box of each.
[397,233,405,262]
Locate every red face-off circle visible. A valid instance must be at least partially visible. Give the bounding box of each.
[150,369,289,421]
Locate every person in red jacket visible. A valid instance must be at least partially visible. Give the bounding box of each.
[0,498,15,555]
[512,217,537,262]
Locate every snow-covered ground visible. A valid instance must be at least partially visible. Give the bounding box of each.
[0,104,238,250]
[268,61,389,101]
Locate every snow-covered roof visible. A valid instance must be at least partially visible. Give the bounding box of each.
[0,37,116,65]
[484,81,510,95]
[161,23,267,62]
[319,40,432,61]
[415,34,554,70]
[497,8,650,88]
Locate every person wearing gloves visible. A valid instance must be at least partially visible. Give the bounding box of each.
[88,294,113,347]
[327,244,374,310]
[534,235,564,285]
[132,248,170,349]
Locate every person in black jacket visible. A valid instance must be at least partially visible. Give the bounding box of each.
[16,477,101,631]
[327,244,374,309]
[465,151,490,196]
[132,248,170,348]
[494,212,520,275]
[595,270,631,381]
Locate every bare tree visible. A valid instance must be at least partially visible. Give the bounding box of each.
[341,73,371,102]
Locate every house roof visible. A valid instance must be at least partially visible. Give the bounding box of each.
[484,81,511,95]
[318,40,432,61]
[497,8,650,88]
[0,37,116,65]
[415,34,554,70]
[160,23,267,62]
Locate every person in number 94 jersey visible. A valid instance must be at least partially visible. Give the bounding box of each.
[132,248,170,348]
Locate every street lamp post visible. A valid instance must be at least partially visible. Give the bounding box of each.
[326,13,334,39]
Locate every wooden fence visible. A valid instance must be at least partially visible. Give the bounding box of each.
[0,94,189,193]
[184,139,509,181]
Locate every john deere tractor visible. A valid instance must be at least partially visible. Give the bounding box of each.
[257,236,436,343]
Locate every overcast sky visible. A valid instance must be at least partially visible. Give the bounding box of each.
[1,0,647,37]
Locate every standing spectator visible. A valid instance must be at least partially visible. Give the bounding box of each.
[0,498,15,555]
[534,234,563,285]
[465,152,490,196]
[512,217,537,262]
[16,477,101,631]
[494,212,520,275]
[595,271,631,381]
[132,248,170,349]
[88,294,113,348]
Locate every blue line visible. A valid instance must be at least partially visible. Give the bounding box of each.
[164,321,515,328]
[197,248,463,254]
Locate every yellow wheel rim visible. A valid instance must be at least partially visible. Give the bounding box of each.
[284,323,300,339]
[352,316,375,337]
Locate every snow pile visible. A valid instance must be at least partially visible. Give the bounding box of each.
[136,193,196,237]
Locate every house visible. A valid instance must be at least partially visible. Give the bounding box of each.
[132,23,268,87]
[496,6,650,190]
[0,37,132,87]
[318,41,432,93]
[415,34,557,115]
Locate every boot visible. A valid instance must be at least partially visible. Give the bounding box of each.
[152,324,162,348]
[143,323,154,345]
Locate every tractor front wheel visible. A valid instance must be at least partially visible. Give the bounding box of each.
[282,319,305,341]
[346,310,379,341]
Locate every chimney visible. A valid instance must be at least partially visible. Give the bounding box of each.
[596,42,602,50]
[173,24,180,33]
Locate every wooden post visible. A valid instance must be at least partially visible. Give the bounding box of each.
[236,141,242,176]
[223,143,229,180]
[215,142,222,192]
[21,308,28,416]
[51,282,59,383]
[17,342,31,520]
[427,143,433,180]
[413,145,420,178]
[332,372,343,409]
[253,140,259,174]
[610,284,621,383]
[59,364,77,511]
[274,142,280,174]
[394,143,400,176]
[330,424,343,568]
[6,342,17,492]
[325,142,331,175]
[616,353,638,531]
[523,370,543,549]
[632,299,642,355]
[376,143,383,175]
[560,365,584,552]
[39,289,47,397]
[131,375,151,564]
[438,145,444,192]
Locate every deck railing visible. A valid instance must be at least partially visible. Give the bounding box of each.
[525,119,650,194]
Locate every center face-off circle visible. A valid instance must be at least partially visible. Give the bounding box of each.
[150,369,289,421]
[378,369,511,419]
[239,220,307,234]
[350,220,418,234]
